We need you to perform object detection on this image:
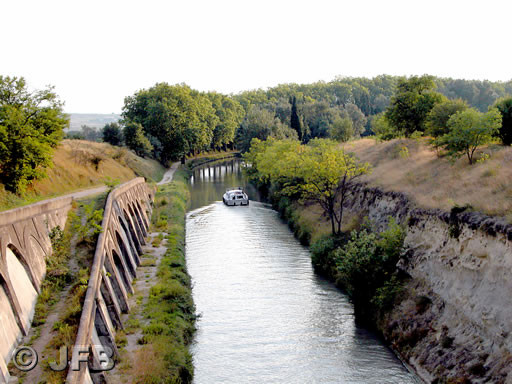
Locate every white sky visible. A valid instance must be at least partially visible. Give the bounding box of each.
[1,0,511,113]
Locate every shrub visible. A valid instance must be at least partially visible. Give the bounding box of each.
[310,234,347,278]
[335,218,405,318]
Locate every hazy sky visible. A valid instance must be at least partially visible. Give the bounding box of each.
[1,0,511,113]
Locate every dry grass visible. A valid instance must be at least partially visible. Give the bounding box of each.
[342,138,512,218]
[0,140,166,211]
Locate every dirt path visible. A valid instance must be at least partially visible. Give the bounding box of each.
[157,162,179,185]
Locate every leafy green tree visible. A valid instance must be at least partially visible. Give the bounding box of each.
[0,76,68,193]
[235,106,297,152]
[102,122,123,146]
[439,108,501,164]
[329,116,354,142]
[248,138,371,235]
[123,122,153,157]
[384,75,444,136]
[123,83,220,163]
[370,113,399,139]
[290,96,302,141]
[207,92,245,150]
[494,97,512,145]
[345,103,367,136]
[425,98,468,137]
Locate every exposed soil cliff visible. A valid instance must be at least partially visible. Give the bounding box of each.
[346,184,512,383]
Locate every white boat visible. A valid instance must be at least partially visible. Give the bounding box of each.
[223,187,249,206]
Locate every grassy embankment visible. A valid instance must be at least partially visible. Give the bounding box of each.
[0,139,166,211]
[130,168,196,383]
[342,138,512,220]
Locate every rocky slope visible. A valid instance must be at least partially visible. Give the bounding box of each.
[346,184,512,383]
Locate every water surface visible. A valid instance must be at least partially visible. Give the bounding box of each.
[186,159,418,383]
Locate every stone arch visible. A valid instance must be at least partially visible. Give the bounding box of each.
[115,231,135,278]
[128,205,144,244]
[118,216,139,264]
[111,249,131,294]
[104,253,128,313]
[5,246,38,331]
[132,201,147,237]
[0,275,23,361]
[135,200,149,231]
[7,244,38,293]
[29,235,48,284]
[123,209,142,254]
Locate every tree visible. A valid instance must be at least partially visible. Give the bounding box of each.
[425,98,468,137]
[439,108,501,164]
[207,92,245,150]
[235,106,297,152]
[370,113,399,139]
[250,139,371,235]
[123,122,153,157]
[385,75,444,136]
[345,103,367,136]
[122,83,220,163]
[81,125,101,141]
[329,116,354,142]
[494,97,512,145]
[0,76,68,193]
[290,96,302,141]
[102,122,123,146]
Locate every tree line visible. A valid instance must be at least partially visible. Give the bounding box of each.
[372,75,511,164]
[2,74,512,194]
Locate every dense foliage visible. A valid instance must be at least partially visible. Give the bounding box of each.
[123,121,153,157]
[235,106,297,152]
[122,83,244,164]
[385,76,445,137]
[335,219,405,315]
[102,122,123,146]
[244,138,371,235]
[0,76,68,193]
[494,97,512,146]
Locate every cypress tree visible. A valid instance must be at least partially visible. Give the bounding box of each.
[290,96,302,141]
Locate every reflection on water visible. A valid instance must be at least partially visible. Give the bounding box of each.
[186,159,418,384]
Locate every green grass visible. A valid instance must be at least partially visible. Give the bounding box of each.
[131,169,196,384]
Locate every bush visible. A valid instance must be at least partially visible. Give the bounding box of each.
[335,218,405,318]
[310,234,347,278]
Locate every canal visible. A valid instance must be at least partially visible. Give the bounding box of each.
[186,158,418,383]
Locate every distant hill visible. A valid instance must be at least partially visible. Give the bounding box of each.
[68,113,121,131]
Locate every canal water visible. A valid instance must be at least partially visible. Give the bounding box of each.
[186,158,418,384]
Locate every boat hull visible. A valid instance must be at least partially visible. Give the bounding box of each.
[223,194,249,206]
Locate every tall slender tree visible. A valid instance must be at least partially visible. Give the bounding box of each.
[290,96,302,141]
